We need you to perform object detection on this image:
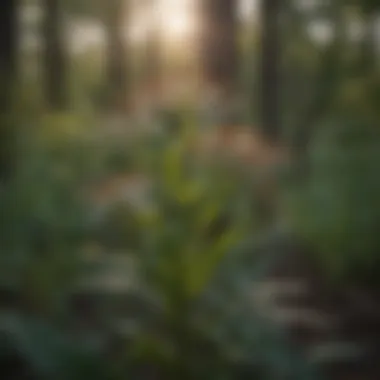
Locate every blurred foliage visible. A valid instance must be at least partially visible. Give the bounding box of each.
[280,0,380,150]
[99,125,317,379]
[0,113,91,309]
[0,313,109,380]
[96,201,141,250]
[0,103,317,379]
[0,101,112,377]
[4,0,380,378]
[69,50,109,111]
[287,120,380,286]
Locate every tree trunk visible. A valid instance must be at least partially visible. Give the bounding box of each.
[43,0,69,110]
[104,0,130,112]
[141,0,163,111]
[0,0,17,181]
[361,12,378,72]
[293,2,346,160]
[145,0,162,90]
[259,0,282,142]
[0,0,17,111]
[199,0,239,94]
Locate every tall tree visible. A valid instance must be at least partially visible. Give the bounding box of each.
[43,0,69,110]
[0,0,17,111]
[199,0,239,94]
[0,0,17,180]
[143,0,163,101]
[359,3,379,72]
[65,0,131,112]
[259,0,282,142]
[104,0,130,112]
[292,0,347,156]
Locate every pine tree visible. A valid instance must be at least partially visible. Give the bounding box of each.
[0,0,17,180]
[43,0,69,110]
[200,0,239,94]
[259,0,282,142]
[104,0,130,112]
[0,0,17,111]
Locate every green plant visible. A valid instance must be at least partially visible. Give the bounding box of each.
[0,102,318,379]
[111,128,319,379]
[0,105,117,378]
[0,118,92,311]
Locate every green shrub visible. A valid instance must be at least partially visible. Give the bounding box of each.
[0,104,317,379]
[111,128,318,379]
[0,117,93,307]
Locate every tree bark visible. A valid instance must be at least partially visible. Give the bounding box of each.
[0,0,17,181]
[0,0,17,111]
[361,12,378,72]
[144,0,162,91]
[199,0,239,94]
[293,2,346,159]
[104,0,130,112]
[43,0,69,110]
[259,0,282,142]
[140,0,163,111]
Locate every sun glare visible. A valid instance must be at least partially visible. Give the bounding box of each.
[158,0,194,42]
[163,13,192,40]
[129,0,194,46]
